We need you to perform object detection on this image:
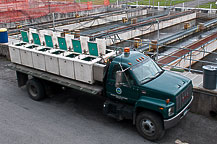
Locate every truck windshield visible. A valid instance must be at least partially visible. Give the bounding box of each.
[131,58,163,84]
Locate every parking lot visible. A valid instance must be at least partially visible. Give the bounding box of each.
[0,57,217,144]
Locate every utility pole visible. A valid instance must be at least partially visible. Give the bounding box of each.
[52,13,55,31]
[48,0,51,13]
[182,3,185,11]
[210,4,212,13]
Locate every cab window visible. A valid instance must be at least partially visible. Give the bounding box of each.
[111,64,135,86]
[111,64,121,80]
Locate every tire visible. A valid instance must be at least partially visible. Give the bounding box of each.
[136,111,165,141]
[26,78,45,101]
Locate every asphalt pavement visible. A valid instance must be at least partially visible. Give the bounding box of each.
[0,56,217,144]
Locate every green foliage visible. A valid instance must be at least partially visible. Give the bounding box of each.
[109,0,193,6]
[109,0,125,3]
[138,0,192,6]
[199,2,217,8]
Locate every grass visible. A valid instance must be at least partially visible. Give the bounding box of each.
[120,0,193,6]
[74,0,193,6]
[110,0,192,6]
[199,2,217,9]
[109,0,127,4]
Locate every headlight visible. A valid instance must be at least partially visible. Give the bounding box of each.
[168,107,175,116]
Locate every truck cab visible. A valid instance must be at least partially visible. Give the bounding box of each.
[103,49,193,141]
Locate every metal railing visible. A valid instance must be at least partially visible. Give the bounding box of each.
[153,40,217,73]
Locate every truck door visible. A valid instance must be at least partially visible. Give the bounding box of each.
[106,64,139,103]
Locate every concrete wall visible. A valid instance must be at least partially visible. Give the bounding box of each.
[191,87,217,117]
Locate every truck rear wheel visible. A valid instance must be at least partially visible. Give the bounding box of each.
[26,78,45,101]
[136,111,165,141]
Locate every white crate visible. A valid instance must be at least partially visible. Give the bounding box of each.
[58,58,75,79]
[93,63,106,82]
[9,42,30,64]
[31,47,49,71]
[19,44,39,67]
[57,52,80,79]
[20,49,33,67]
[44,54,59,75]
[8,43,26,64]
[32,52,46,71]
[74,56,101,84]
[9,46,21,64]
[43,49,64,75]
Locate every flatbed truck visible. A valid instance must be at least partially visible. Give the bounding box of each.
[8,49,193,141]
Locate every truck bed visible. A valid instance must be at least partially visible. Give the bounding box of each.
[7,63,104,95]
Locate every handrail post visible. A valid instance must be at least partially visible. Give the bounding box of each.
[189,50,192,72]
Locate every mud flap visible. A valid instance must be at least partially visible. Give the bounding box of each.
[16,71,28,87]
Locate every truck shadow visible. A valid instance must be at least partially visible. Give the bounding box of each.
[20,86,171,143]
[40,88,151,141]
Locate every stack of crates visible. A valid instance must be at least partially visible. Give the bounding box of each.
[9,29,115,84]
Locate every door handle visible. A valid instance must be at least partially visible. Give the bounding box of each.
[122,84,129,87]
[107,82,113,85]
[133,87,139,91]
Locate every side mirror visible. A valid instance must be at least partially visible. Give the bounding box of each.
[115,71,123,87]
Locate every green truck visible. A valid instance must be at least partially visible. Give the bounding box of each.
[10,48,193,141]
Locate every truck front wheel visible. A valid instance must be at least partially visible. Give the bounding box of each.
[136,111,165,141]
[26,78,45,101]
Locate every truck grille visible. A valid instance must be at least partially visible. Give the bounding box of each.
[176,84,192,112]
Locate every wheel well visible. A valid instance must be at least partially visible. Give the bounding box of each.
[133,107,164,125]
[136,107,163,119]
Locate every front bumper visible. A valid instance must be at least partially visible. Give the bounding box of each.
[164,96,194,129]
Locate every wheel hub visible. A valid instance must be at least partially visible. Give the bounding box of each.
[141,119,156,136]
[29,85,38,97]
